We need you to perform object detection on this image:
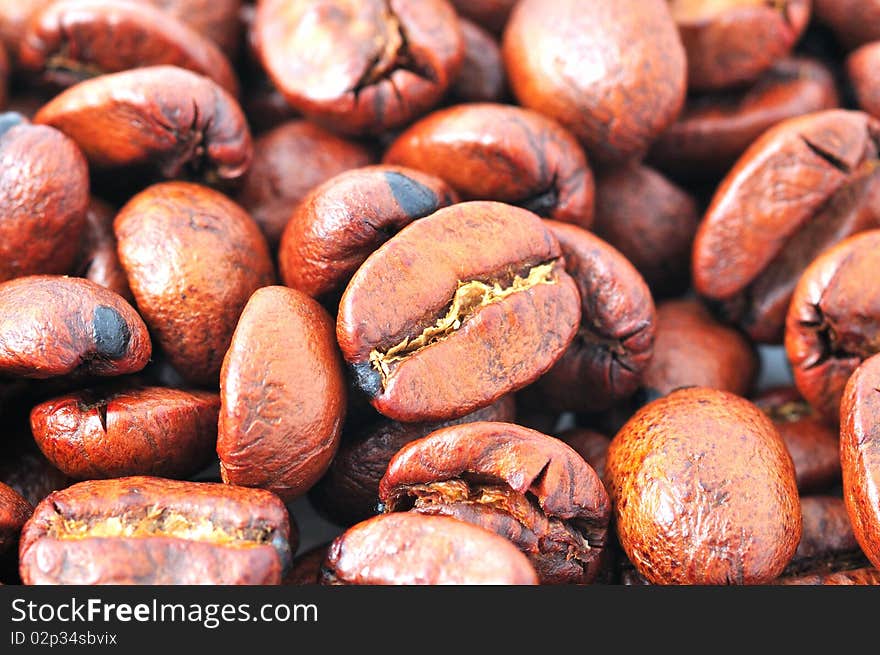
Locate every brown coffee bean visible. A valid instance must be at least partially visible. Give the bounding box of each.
[780,566,880,585]
[75,198,132,301]
[0,42,7,109]
[279,166,457,300]
[236,120,373,247]
[240,73,300,136]
[0,482,31,555]
[848,42,880,120]
[693,109,880,343]
[19,476,293,584]
[310,396,515,527]
[337,201,581,422]
[669,0,811,91]
[814,0,880,49]
[753,388,841,493]
[521,222,655,413]
[283,543,328,585]
[607,387,801,585]
[115,182,274,386]
[30,387,220,480]
[450,19,506,103]
[150,0,242,54]
[323,512,538,585]
[841,352,880,569]
[0,432,70,507]
[0,114,89,283]
[380,421,610,584]
[786,231,880,422]
[785,496,863,577]
[219,286,346,503]
[0,276,150,379]
[449,0,515,35]
[649,57,840,180]
[384,104,594,229]
[642,299,758,398]
[503,0,686,165]
[18,0,238,95]
[558,428,611,482]
[0,0,49,62]
[34,66,252,185]
[254,0,464,135]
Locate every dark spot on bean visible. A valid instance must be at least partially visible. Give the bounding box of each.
[0,113,26,139]
[385,171,439,219]
[351,361,382,399]
[92,306,131,360]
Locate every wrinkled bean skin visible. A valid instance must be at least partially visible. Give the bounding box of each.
[254,0,464,135]
[848,43,880,120]
[521,222,655,413]
[115,182,274,386]
[380,421,611,584]
[280,166,457,300]
[18,0,238,95]
[34,66,252,185]
[503,0,686,165]
[650,57,840,180]
[236,121,373,247]
[322,513,538,585]
[670,0,811,91]
[0,483,31,555]
[841,353,880,569]
[780,567,880,585]
[785,496,862,576]
[384,104,594,229]
[786,231,880,422]
[0,116,90,283]
[607,388,801,585]
[283,543,328,585]
[337,201,581,423]
[450,20,506,103]
[219,286,346,503]
[19,477,293,585]
[449,0,515,34]
[310,396,515,527]
[693,110,880,343]
[75,198,131,301]
[0,276,151,379]
[642,299,758,398]
[813,0,880,49]
[30,387,220,480]
[753,388,841,493]
[558,428,610,482]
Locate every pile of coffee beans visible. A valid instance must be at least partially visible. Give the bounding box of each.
[1,0,879,586]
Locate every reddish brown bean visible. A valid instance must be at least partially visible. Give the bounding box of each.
[503,0,686,165]
[0,482,31,555]
[0,276,150,379]
[558,429,611,482]
[19,477,293,585]
[813,0,880,49]
[219,286,346,503]
[150,0,242,53]
[337,201,581,422]
[283,543,328,585]
[693,110,880,343]
[236,121,373,247]
[254,0,464,135]
[0,42,7,109]
[30,387,220,480]
[74,198,131,301]
[384,104,594,229]
[786,231,880,422]
[0,434,70,507]
[280,166,457,300]
[608,388,801,585]
[323,513,538,585]
[786,496,862,576]
[848,42,880,120]
[0,115,89,283]
[449,0,515,34]
[0,0,49,61]
[450,20,506,103]
[115,182,274,385]
[34,66,252,185]
[380,422,611,584]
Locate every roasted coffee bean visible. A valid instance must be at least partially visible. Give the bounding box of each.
[848,42,880,120]
[449,19,506,103]
[322,513,538,585]
[753,388,841,492]
[236,120,374,247]
[520,222,655,413]
[0,434,70,507]
[19,0,238,94]
[219,286,346,503]
[0,276,150,379]
[380,421,610,584]
[310,396,515,526]
[780,567,880,585]
[384,104,594,228]
[669,0,811,91]
[337,201,581,422]
[280,166,457,300]
[150,0,242,53]
[0,483,31,555]
[503,0,686,165]
[642,299,758,398]
[0,114,89,282]
[283,543,328,585]
[19,476,293,585]
[783,496,864,578]
[254,0,464,135]
[0,0,47,61]
[813,0,880,49]
[607,387,801,585]
[30,387,220,480]
[449,0,515,35]
[649,57,840,180]
[558,428,611,482]
[0,42,7,109]
[693,110,880,343]
[35,66,252,185]
[115,181,274,385]
[75,198,131,301]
